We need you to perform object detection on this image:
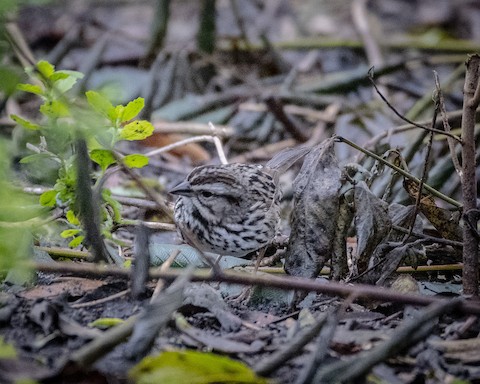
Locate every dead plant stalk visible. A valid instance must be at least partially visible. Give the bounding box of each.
[461,54,480,296]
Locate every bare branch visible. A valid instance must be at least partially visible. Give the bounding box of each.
[403,100,437,242]
[368,68,462,143]
[33,261,480,315]
[434,71,463,178]
[461,54,480,296]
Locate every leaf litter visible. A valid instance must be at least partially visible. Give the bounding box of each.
[1,1,479,383]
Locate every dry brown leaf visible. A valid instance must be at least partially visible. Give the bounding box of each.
[403,179,461,241]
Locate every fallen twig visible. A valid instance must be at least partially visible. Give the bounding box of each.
[33,262,480,314]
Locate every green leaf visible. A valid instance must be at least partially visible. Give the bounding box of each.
[55,77,78,94]
[0,337,17,359]
[66,210,80,225]
[89,318,124,329]
[86,91,116,122]
[114,105,124,121]
[37,60,55,79]
[90,149,116,171]
[123,154,149,169]
[10,114,41,130]
[17,83,44,96]
[0,66,22,96]
[39,190,57,207]
[40,100,70,118]
[54,165,77,204]
[0,0,16,13]
[49,72,70,82]
[129,350,267,384]
[52,70,83,94]
[55,70,84,79]
[61,229,81,238]
[68,235,84,248]
[121,97,144,122]
[119,120,154,141]
[0,140,37,276]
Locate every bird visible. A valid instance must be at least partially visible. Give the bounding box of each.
[169,163,282,259]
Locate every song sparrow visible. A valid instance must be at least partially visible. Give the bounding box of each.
[169,163,281,257]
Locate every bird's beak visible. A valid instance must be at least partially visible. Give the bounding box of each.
[169,180,193,196]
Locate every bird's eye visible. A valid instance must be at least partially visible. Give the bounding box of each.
[201,191,213,198]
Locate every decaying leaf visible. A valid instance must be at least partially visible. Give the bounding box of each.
[373,243,420,285]
[284,138,341,279]
[354,203,425,285]
[331,195,353,280]
[354,181,391,274]
[388,203,423,239]
[403,179,461,241]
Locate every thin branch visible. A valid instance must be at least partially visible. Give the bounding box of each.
[151,249,181,300]
[33,262,480,315]
[146,125,228,164]
[152,121,234,137]
[209,122,228,164]
[403,96,438,242]
[112,152,173,220]
[35,246,91,260]
[264,96,309,142]
[392,225,463,248]
[70,289,130,309]
[112,195,160,210]
[336,136,462,208]
[116,219,176,230]
[352,0,383,67]
[144,135,221,158]
[368,68,462,143]
[434,71,463,179]
[362,108,471,152]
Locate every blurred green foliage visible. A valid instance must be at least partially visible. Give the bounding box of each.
[12,60,154,248]
[0,139,40,273]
